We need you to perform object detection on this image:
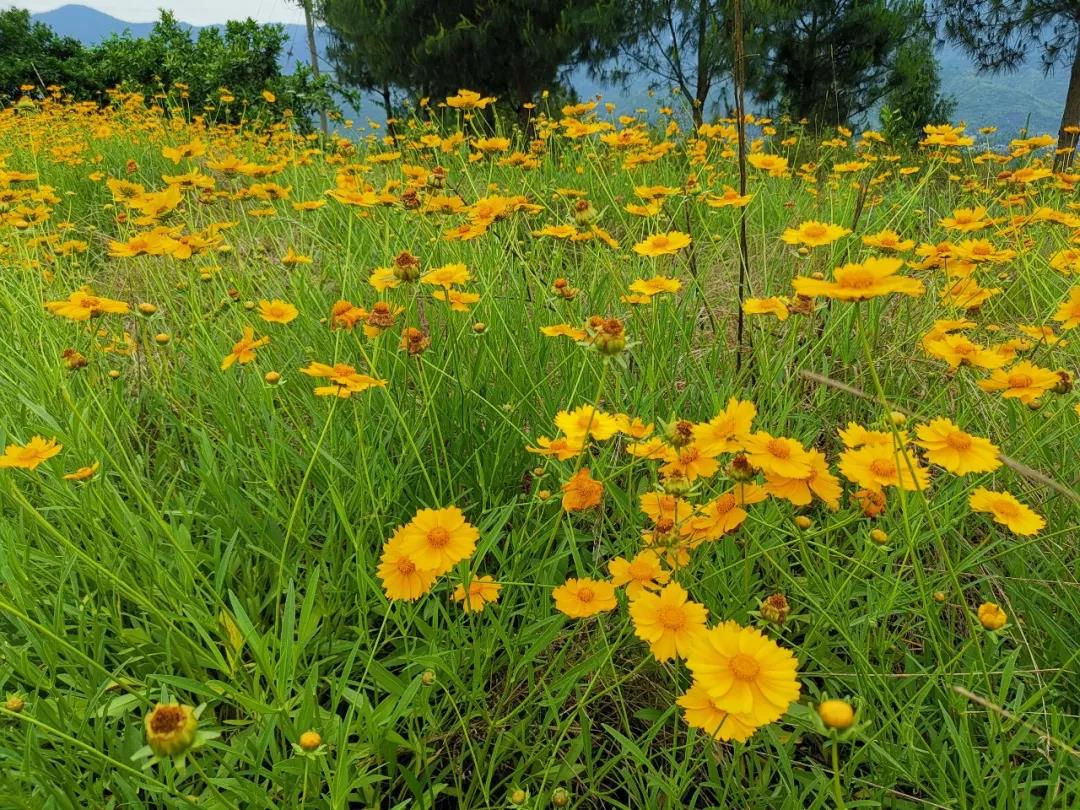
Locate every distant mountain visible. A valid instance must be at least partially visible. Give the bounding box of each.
[28,4,1069,137]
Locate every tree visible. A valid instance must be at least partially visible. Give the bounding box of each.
[0,8,94,99]
[603,0,733,128]
[752,0,922,130]
[318,0,628,120]
[880,33,956,143]
[933,0,1080,166]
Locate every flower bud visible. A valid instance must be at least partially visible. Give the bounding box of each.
[264,371,281,385]
[760,593,789,625]
[137,302,157,316]
[421,670,436,686]
[4,695,25,713]
[869,528,888,545]
[144,703,198,757]
[977,601,1007,630]
[299,730,322,751]
[552,787,571,807]
[794,516,812,530]
[154,333,170,345]
[817,699,855,730]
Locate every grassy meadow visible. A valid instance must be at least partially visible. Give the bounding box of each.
[0,90,1078,809]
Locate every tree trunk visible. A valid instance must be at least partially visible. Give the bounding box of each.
[1056,37,1080,171]
[302,0,329,137]
[692,0,710,129]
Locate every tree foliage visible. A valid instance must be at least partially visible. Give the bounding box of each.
[753,0,921,129]
[319,0,629,116]
[932,0,1080,162]
[0,9,336,131]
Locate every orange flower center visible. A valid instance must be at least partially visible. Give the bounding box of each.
[396,558,417,575]
[150,706,184,734]
[869,458,896,477]
[1007,374,1032,388]
[652,237,670,248]
[803,224,826,238]
[767,439,790,459]
[730,653,761,680]
[427,527,451,548]
[994,500,1019,518]
[714,493,737,514]
[656,605,686,630]
[839,267,875,289]
[627,561,654,580]
[945,431,972,451]
[577,587,595,603]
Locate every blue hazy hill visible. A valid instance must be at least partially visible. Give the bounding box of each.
[29,4,1070,137]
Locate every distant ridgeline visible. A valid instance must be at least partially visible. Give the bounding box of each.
[30,3,1070,138]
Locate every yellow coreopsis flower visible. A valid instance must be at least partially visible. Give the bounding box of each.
[552,577,617,618]
[396,506,479,575]
[628,582,709,662]
[684,621,800,726]
[0,436,62,470]
[914,419,1001,475]
[781,220,850,248]
[632,231,691,257]
[793,257,924,301]
[969,488,1045,536]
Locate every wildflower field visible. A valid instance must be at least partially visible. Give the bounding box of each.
[0,89,1078,809]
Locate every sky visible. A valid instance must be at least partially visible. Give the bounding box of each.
[20,0,307,25]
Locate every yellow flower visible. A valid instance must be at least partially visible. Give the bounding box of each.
[300,361,386,398]
[445,89,496,109]
[746,153,789,175]
[687,487,765,541]
[1052,287,1080,329]
[63,462,100,481]
[781,220,850,248]
[691,399,756,456]
[969,488,1044,536]
[677,682,761,742]
[741,431,813,478]
[221,326,269,370]
[0,436,62,470]
[862,229,915,252]
[552,577,617,618]
[659,443,720,481]
[763,449,842,508]
[978,361,1060,405]
[421,262,471,288]
[685,621,800,725]
[632,231,691,257]
[838,443,929,493]
[628,582,709,662]
[144,703,198,757]
[561,468,603,511]
[705,186,753,208]
[378,527,438,601]
[608,550,670,598]
[914,419,1000,475]
[940,206,992,232]
[282,248,313,265]
[258,299,298,324]
[397,506,480,575]
[540,324,588,341]
[452,575,501,613]
[526,435,585,460]
[977,601,1008,630]
[432,289,481,311]
[628,275,681,297]
[554,405,620,443]
[743,296,789,320]
[793,257,924,301]
[45,291,129,321]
